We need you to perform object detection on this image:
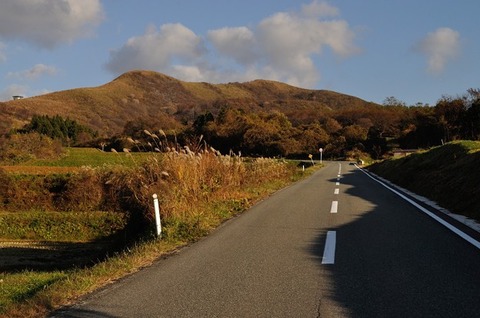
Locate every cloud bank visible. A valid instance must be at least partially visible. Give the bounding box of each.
[7,64,57,80]
[105,0,359,88]
[416,27,461,74]
[0,0,104,48]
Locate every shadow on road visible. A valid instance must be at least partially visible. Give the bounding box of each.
[308,168,480,317]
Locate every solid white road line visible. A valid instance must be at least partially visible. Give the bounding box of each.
[322,231,336,264]
[334,188,339,195]
[330,201,338,213]
[357,166,480,250]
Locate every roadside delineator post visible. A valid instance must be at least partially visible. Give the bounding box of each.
[152,194,162,238]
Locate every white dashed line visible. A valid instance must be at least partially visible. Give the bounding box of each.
[334,188,339,195]
[330,201,338,213]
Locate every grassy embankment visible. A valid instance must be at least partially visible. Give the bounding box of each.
[0,147,318,317]
[368,141,480,221]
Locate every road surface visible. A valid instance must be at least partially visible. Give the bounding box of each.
[52,162,480,317]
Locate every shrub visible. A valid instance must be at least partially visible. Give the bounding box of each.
[3,175,55,211]
[0,168,12,208]
[0,133,64,165]
[55,168,104,212]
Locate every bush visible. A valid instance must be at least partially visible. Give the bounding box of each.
[0,133,64,165]
[55,168,104,211]
[0,168,12,208]
[0,145,299,242]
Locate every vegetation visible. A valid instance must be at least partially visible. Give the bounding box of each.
[1,71,479,161]
[0,143,315,317]
[0,133,64,165]
[18,115,98,146]
[0,211,127,242]
[0,70,479,316]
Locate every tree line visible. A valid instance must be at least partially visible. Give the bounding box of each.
[2,89,479,162]
[179,88,477,159]
[18,114,98,146]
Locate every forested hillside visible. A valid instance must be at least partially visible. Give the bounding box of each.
[0,70,479,159]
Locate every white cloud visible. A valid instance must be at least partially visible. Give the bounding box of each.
[255,11,359,87]
[105,23,205,75]
[105,1,359,88]
[301,0,339,18]
[0,0,104,48]
[7,64,57,80]
[416,27,460,74]
[207,27,257,65]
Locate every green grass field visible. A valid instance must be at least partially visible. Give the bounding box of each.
[25,147,153,167]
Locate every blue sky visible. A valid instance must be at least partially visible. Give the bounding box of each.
[0,0,478,106]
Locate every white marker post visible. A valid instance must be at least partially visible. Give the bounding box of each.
[319,148,323,164]
[152,194,162,238]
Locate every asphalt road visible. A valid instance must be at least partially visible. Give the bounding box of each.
[52,162,480,318]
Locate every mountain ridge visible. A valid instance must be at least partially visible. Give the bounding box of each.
[0,70,379,135]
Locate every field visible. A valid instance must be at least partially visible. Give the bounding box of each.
[0,147,316,317]
[1,147,152,175]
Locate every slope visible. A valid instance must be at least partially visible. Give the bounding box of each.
[368,141,480,221]
[0,70,378,135]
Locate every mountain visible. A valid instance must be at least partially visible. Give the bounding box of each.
[0,70,379,135]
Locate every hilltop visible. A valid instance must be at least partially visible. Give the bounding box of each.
[0,70,378,135]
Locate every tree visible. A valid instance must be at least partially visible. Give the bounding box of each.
[365,126,388,159]
[465,91,480,140]
[324,117,342,135]
[21,115,97,146]
[383,96,406,107]
[398,112,443,148]
[193,112,214,135]
[435,96,466,142]
[342,124,368,145]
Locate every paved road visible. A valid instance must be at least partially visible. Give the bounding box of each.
[52,162,480,317]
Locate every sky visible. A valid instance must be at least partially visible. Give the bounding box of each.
[0,0,478,106]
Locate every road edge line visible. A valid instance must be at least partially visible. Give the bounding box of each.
[356,165,480,250]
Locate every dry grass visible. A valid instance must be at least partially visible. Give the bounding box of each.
[0,166,81,175]
[0,149,310,317]
[0,70,377,135]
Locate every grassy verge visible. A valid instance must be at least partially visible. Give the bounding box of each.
[23,148,150,168]
[2,148,151,175]
[368,140,480,220]
[0,156,319,317]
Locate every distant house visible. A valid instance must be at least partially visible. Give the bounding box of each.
[12,95,24,100]
[392,149,418,158]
